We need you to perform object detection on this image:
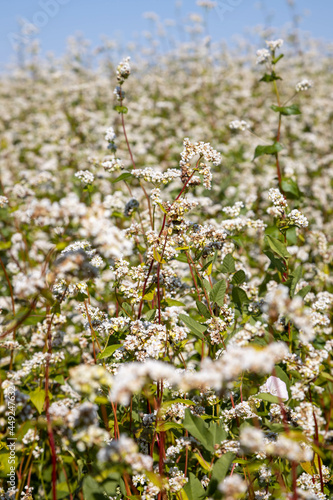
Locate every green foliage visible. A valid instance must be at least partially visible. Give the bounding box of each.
[179,314,207,339]
[209,279,227,306]
[271,104,301,115]
[253,141,284,160]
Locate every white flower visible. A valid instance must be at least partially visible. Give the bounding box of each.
[287,209,308,228]
[218,475,247,498]
[0,196,8,207]
[256,49,270,65]
[75,170,94,185]
[296,79,312,92]
[259,376,288,401]
[105,127,116,142]
[266,39,284,51]
[229,120,250,131]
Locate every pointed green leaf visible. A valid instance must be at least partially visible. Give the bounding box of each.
[232,270,246,285]
[82,476,105,500]
[208,421,227,448]
[296,285,311,299]
[183,473,206,500]
[111,172,133,184]
[97,344,122,359]
[208,453,235,495]
[165,299,186,307]
[196,300,211,319]
[260,72,282,83]
[253,141,284,160]
[256,392,281,403]
[264,250,286,273]
[271,104,301,116]
[232,287,250,308]
[145,309,156,321]
[179,314,206,339]
[114,105,128,114]
[183,410,213,452]
[290,266,302,297]
[209,279,227,306]
[272,54,284,64]
[281,178,301,199]
[29,389,46,414]
[265,235,291,260]
[221,253,235,273]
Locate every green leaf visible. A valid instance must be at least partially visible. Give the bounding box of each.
[271,104,301,116]
[113,105,128,114]
[76,291,88,302]
[272,53,284,64]
[56,482,70,500]
[290,266,302,297]
[221,253,235,273]
[145,309,156,321]
[253,141,284,160]
[29,388,46,414]
[208,421,227,448]
[54,375,65,385]
[264,250,286,273]
[122,302,132,315]
[183,410,213,451]
[153,247,166,263]
[111,172,133,184]
[165,299,186,307]
[260,72,282,83]
[179,314,206,340]
[207,453,235,495]
[176,253,189,263]
[255,392,280,404]
[156,421,184,432]
[232,287,250,308]
[196,300,211,319]
[286,227,297,245]
[202,278,212,292]
[82,476,105,500]
[97,344,122,359]
[101,473,122,495]
[24,313,46,326]
[281,178,301,199]
[265,235,291,260]
[0,241,11,251]
[320,372,333,382]
[296,285,311,299]
[201,259,214,274]
[183,473,206,500]
[209,279,227,306]
[232,270,246,285]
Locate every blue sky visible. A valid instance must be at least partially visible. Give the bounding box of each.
[1,0,332,69]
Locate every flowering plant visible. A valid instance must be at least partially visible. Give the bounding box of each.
[0,19,332,500]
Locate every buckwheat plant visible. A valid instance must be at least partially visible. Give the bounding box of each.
[0,19,332,500]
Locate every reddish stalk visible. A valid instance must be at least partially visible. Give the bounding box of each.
[111,401,120,439]
[309,390,324,493]
[291,461,298,500]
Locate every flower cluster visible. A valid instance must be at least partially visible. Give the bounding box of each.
[0,20,332,500]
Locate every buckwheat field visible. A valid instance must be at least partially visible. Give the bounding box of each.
[0,5,333,500]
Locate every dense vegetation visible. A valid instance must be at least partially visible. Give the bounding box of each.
[0,10,332,500]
